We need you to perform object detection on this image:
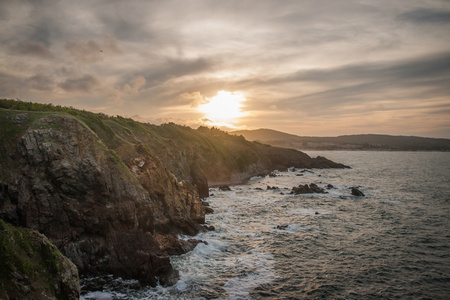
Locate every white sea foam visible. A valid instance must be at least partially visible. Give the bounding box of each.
[222,248,278,299]
[81,290,128,300]
[81,151,450,299]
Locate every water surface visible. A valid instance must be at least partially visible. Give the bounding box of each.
[82,151,450,299]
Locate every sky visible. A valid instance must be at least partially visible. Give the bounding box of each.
[1,0,450,138]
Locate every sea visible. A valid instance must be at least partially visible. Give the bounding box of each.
[81,151,450,299]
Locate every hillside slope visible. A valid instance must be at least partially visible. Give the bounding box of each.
[0,99,347,288]
[233,129,450,151]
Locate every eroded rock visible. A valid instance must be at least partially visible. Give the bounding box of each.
[291,183,327,194]
[351,187,365,197]
[0,115,205,287]
[0,219,80,300]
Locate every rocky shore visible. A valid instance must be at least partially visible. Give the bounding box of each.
[0,101,349,297]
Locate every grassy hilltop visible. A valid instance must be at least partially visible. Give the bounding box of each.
[0,99,345,189]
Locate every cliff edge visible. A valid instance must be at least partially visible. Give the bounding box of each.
[0,100,348,290]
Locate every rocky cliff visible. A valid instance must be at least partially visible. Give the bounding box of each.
[0,219,80,300]
[0,100,348,290]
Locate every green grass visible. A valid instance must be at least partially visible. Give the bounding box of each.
[0,98,282,186]
[0,219,69,299]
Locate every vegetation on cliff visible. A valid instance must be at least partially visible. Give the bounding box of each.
[0,219,80,300]
[0,99,347,188]
[0,99,347,292]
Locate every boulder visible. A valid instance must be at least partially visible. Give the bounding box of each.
[291,183,327,194]
[219,185,232,191]
[276,224,289,230]
[351,187,365,197]
[203,224,215,231]
[204,206,214,214]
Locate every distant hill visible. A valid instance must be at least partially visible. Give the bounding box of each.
[232,129,450,151]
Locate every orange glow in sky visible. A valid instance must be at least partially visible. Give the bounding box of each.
[198,91,246,124]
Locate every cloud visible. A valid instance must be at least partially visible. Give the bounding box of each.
[9,41,54,59]
[157,58,216,81]
[293,51,450,86]
[0,72,21,98]
[180,91,207,107]
[65,35,124,62]
[59,74,100,92]
[235,50,450,127]
[27,73,55,91]
[398,8,450,24]
[121,57,216,92]
[0,0,449,137]
[123,76,146,94]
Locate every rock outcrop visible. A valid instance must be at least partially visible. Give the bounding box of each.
[0,101,349,291]
[291,183,327,194]
[0,113,204,287]
[0,219,80,300]
[351,187,365,197]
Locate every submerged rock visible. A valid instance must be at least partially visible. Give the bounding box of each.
[276,224,289,230]
[267,185,279,190]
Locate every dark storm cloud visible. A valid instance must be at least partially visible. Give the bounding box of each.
[9,41,54,59]
[27,73,55,91]
[98,11,155,42]
[125,57,216,89]
[0,1,70,46]
[273,51,450,112]
[27,19,64,47]
[65,35,124,62]
[278,51,450,84]
[59,75,100,92]
[398,8,450,23]
[0,72,21,97]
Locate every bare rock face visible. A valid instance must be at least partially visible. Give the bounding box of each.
[0,115,205,286]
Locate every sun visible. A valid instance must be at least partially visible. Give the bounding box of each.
[198,91,245,124]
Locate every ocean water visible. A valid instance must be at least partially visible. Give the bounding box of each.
[81,151,450,299]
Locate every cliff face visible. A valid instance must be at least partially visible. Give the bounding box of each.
[0,219,80,300]
[0,101,347,288]
[1,112,204,286]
